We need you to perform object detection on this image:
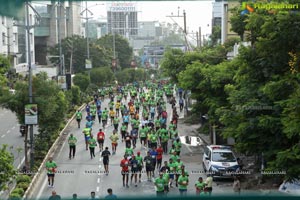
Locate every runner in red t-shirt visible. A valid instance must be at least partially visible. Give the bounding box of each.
[156,145,164,170]
[120,155,130,187]
[97,129,105,151]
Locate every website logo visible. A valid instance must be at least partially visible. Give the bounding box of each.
[241,2,254,15]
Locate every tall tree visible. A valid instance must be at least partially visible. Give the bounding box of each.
[96,34,133,69]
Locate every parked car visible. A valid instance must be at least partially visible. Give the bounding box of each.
[202,145,240,179]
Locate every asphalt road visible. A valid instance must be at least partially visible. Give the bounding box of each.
[30,94,236,200]
[0,108,27,168]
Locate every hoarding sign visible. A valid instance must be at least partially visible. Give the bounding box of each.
[85,59,92,69]
[25,104,38,125]
[58,75,67,89]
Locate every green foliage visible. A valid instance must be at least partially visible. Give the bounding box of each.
[70,85,81,105]
[73,73,90,92]
[210,25,221,46]
[0,54,10,92]
[230,7,247,41]
[96,34,133,69]
[10,188,24,196]
[90,67,114,87]
[16,175,31,184]
[0,145,16,190]
[48,35,111,73]
[16,182,30,191]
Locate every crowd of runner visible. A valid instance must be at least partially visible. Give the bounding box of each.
[46,81,212,198]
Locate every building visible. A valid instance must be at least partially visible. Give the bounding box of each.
[107,2,138,39]
[81,19,108,39]
[211,0,240,44]
[0,10,35,73]
[34,1,81,66]
[0,16,20,67]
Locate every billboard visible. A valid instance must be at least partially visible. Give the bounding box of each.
[58,75,67,89]
[85,59,92,69]
[109,2,136,12]
[25,104,38,125]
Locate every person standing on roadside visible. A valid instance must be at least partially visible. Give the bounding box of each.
[205,174,213,196]
[101,147,111,175]
[46,157,57,188]
[88,135,97,159]
[68,134,77,159]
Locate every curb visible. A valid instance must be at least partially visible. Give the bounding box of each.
[22,103,86,200]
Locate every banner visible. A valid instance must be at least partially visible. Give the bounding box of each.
[58,75,67,89]
[25,104,38,125]
[85,59,92,69]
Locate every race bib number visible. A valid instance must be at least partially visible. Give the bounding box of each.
[146,160,151,164]
[133,164,137,168]
[126,137,130,140]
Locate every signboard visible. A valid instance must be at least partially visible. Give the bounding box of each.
[58,75,67,89]
[25,104,38,125]
[85,59,92,69]
[109,2,136,12]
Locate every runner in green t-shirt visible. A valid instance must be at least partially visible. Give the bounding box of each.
[110,130,119,154]
[75,110,82,128]
[154,173,165,196]
[136,151,144,182]
[139,126,148,146]
[68,134,77,159]
[195,177,206,195]
[88,135,97,159]
[45,157,57,187]
[178,171,189,196]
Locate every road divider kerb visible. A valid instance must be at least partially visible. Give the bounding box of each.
[22,103,86,200]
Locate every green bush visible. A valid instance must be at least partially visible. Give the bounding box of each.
[16,182,29,191]
[11,188,24,196]
[8,192,21,200]
[16,175,31,184]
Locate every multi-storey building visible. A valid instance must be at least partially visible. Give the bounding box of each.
[34,1,81,65]
[0,12,35,74]
[107,2,138,39]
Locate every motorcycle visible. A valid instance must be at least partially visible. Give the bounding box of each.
[20,124,26,137]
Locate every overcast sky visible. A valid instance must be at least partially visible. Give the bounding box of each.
[87,1,213,36]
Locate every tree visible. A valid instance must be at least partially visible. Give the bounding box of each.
[0,55,10,94]
[0,145,16,190]
[230,7,247,41]
[210,25,221,46]
[90,67,114,87]
[73,73,90,92]
[96,34,133,69]
[48,35,111,74]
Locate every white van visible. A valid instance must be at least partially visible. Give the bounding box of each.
[202,145,240,178]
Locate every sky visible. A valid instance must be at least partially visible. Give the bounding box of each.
[86,1,213,36]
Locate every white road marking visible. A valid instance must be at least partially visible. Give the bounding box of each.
[17,156,26,169]
[7,130,10,133]
[96,186,99,192]
[98,165,102,169]
[1,135,5,138]
[36,177,48,200]
[12,126,16,130]
[97,178,100,183]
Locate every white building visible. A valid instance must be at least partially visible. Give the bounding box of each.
[1,8,35,73]
[0,16,20,67]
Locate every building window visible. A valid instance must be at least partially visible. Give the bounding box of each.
[1,16,5,25]
[30,33,33,45]
[14,33,18,45]
[29,14,32,26]
[2,32,5,45]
